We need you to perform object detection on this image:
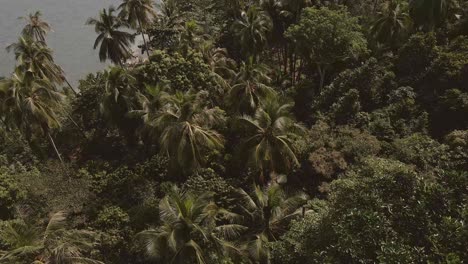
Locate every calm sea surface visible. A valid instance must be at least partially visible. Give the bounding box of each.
[0,0,120,85]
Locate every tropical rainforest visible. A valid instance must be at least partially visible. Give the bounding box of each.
[0,0,467,263]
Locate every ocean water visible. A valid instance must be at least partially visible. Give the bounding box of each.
[0,0,120,85]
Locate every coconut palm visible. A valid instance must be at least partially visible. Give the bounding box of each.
[0,212,102,263]
[7,37,66,86]
[0,69,64,162]
[19,11,51,43]
[118,0,156,57]
[99,67,142,144]
[228,58,275,114]
[236,184,309,264]
[86,6,135,65]
[150,91,226,171]
[410,0,449,31]
[154,0,185,30]
[237,95,305,183]
[371,0,412,48]
[232,6,273,59]
[199,41,236,92]
[137,185,245,264]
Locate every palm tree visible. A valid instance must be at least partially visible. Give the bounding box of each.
[86,6,135,65]
[236,184,308,264]
[99,67,142,144]
[371,0,412,48]
[237,95,305,183]
[0,212,102,263]
[156,0,185,29]
[232,6,273,59]
[137,185,245,264]
[0,69,64,162]
[118,0,156,57]
[19,11,51,43]
[228,58,275,114]
[7,37,65,86]
[178,20,205,54]
[150,91,226,171]
[410,0,449,31]
[16,13,77,94]
[199,41,236,93]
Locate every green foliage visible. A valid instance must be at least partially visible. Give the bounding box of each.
[0,212,103,263]
[134,50,217,94]
[271,158,468,263]
[95,206,130,231]
[183,168,238,209]
[391,133,451,170]
[1,1,468,263]
[396,32,439,85]
[314,58,396,123]
[286,7,368,90]
[0,164,26,219]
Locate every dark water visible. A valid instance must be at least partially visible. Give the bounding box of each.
[0,0,120,85]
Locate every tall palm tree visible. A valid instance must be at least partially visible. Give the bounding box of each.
[232,6,273,59]
[371,0,412,48]
[118,0,157,57]
[410,0,449,31]
[0,69,64,162]
[7,37,65,85]
[236,184,308,264]
[228,58,275,114]
[0,212,103,263]
[150,91,226,171]
[237,95,305,183]
[137,185,245,264]
[16,12,77,94]
[19,11,51,43]
[86,6,135,65]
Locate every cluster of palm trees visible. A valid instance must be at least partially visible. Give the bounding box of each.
[86,0,156,65]
[137,183,309,264]
[83,1,308,182]
[0,11,70,162]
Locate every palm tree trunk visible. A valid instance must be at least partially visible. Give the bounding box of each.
[47,132,63,163]
[64,77,78,95]
[66,113,87,139]
[137,17,150,58]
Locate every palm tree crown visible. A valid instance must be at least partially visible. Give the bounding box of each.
[7,37,66,85]
[86,6,135,65]
[137,185,245,264]
[118,0,156,56]
[237,95,305,182]
[228,58,275,115]
[237,184,309,264]
[150,91,226,171]
[371,0,412,48]
[19,11,51,43]
[0,212,102,263]
[232,6,273,59]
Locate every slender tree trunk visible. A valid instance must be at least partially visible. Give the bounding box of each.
[317,64,327,93]
[47,132,63,163]
[66,114,87,139]
[64,77,78,95]
[137,17,150,58]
